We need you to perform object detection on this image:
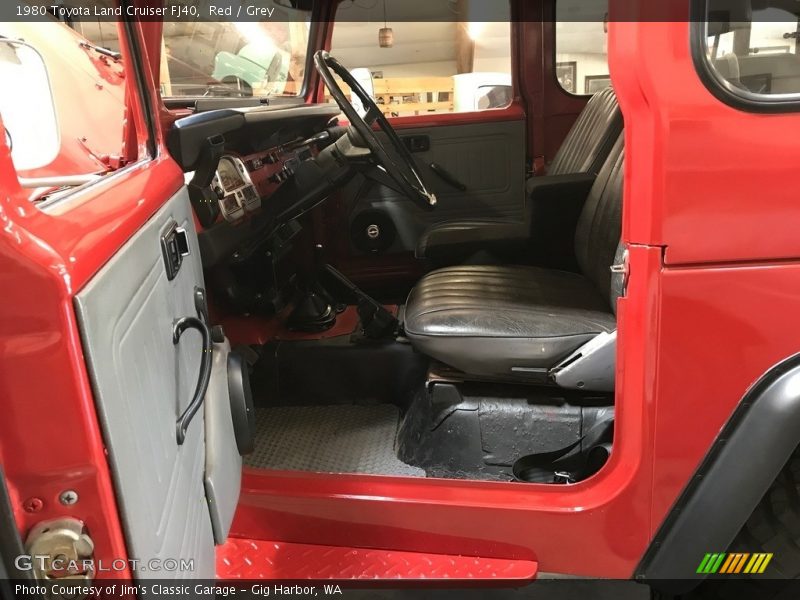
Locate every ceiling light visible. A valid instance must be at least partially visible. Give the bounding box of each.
[379,0,393,48]
[467,22,486,41]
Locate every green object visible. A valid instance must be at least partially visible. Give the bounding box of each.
[212,43,288,94]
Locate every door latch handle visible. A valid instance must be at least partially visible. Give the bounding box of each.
[174,315,213,445]
[161,222,191,281]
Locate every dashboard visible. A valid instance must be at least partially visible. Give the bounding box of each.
[167,102,343,267]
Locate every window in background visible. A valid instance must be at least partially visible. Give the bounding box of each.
[555,0,610,95]
[703,1,800,97]
[330,0,512,117]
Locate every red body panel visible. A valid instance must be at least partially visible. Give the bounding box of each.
[613,18,800,534]
[615,20,800,266]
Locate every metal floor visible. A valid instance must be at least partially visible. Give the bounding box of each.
[244,405,425,477]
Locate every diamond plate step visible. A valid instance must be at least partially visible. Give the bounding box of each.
[217,538,538,580]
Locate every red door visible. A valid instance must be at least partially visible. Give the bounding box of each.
[0,18,237,581]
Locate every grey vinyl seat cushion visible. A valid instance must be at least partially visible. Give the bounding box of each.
[416,86,622,262]
[405,136,625,379]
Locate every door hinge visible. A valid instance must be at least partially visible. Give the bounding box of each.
[610,247,630,296]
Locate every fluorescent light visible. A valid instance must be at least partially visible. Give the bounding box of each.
[467,22,486,41]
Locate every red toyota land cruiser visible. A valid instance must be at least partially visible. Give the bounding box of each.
[1,0,800,597]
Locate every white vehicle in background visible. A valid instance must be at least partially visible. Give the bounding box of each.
[453,72,513,111]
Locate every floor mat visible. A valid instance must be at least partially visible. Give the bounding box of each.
[245,405,425,477]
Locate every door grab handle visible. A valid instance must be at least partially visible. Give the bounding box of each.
[429,163,467,191]
[174,316,213,445]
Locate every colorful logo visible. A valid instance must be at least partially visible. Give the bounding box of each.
[697,553,773,575]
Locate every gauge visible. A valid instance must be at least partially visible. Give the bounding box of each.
[213,156,260,220]
[218,193,245,222]
[216,157,246,193]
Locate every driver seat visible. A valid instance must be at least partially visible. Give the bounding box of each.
[404,136,624,381]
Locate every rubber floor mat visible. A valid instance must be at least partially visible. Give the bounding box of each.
[244,405,425,477]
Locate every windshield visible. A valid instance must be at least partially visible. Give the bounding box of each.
[161,3,311,98]
[67,1,311,99]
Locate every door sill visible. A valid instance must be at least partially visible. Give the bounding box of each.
[217,537,538,581]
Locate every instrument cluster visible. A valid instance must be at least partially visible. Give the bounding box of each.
[211,156,261,222]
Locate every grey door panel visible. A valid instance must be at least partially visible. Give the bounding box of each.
[348,119,526,254]
[204,339,242,544]
[75,188,217,579]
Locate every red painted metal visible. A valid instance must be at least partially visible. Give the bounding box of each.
[614,18,800,266]
[3,0,798,584]
[217,537,538,580]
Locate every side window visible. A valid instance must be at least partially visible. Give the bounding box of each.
[555,1,610,95]
[0,20,136,202]
[330,0,513,117]
[700,0,800,98]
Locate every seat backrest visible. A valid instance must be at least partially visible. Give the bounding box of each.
[574,134,624,306]
[713,54,743,89]
[547,86,622,177]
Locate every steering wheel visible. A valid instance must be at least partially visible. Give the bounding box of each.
[313,50,437,210]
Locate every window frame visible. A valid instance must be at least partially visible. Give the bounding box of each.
[690,0,800,113]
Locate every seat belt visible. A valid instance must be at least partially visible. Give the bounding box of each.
[532,155,547,176]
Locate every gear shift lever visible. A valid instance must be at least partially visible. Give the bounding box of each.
[286,244,337,332]
[322,264,398,339]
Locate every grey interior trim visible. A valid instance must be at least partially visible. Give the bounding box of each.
[349,119,526,253]
[204,339,242,544]
[551,331,616,392]
[75,188,216,579]
[637,353,800,589]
